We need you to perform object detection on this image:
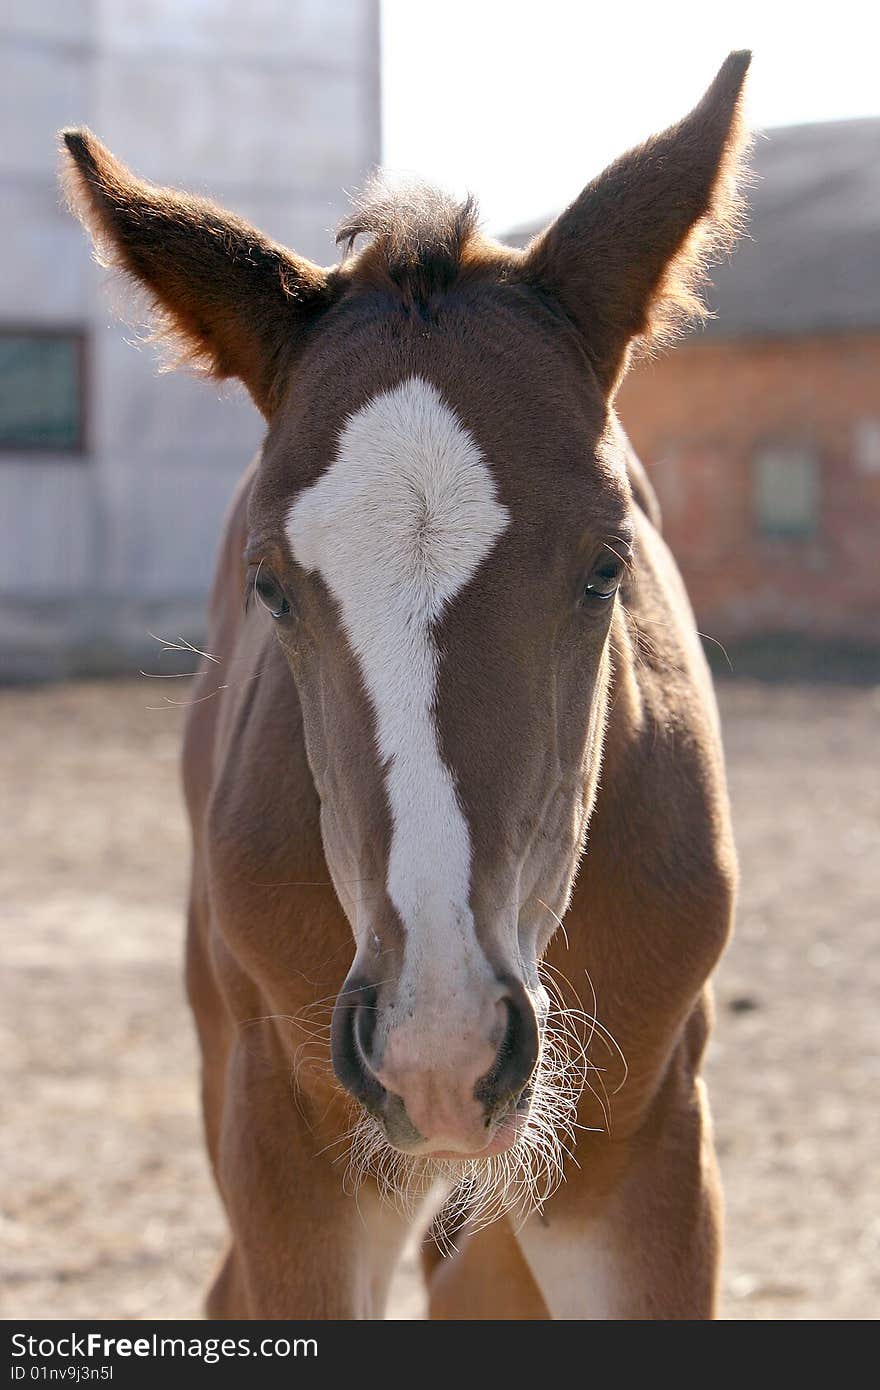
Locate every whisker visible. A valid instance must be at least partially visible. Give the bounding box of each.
[536,897,569,950]
[338,986,596,1240]
[146,630,221,664]
[697,630,734,672]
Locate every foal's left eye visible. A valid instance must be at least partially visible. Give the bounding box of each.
[250,568,291,619]
[582,559,624,603]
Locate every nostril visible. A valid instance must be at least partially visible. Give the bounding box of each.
[330,978,385,1114]
[495,998,520,1072]
[475,984,540,1113]
[354,990,377,1066]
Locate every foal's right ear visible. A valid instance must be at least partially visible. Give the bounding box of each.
[60,129,336,418]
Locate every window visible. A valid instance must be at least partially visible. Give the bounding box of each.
[753,442,820,538]
[0,330,85,454]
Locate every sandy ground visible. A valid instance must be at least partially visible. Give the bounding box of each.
[1,677,878,1321]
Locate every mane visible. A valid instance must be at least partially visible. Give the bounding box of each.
[335,174,490,306]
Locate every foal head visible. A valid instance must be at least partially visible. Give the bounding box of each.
[63,54,750,1183]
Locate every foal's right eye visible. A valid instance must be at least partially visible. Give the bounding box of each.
[248,566,292,620]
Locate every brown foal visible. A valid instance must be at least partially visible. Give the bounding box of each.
[63,50,751,1318]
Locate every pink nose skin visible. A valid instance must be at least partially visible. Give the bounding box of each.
[427,1110,527,1162]
[376,1035,500,1155]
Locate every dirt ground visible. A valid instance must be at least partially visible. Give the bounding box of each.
[1,677,877,1321]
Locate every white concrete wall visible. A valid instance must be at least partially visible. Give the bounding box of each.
[0,0,380,676]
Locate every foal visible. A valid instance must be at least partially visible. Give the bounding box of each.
[63,51,750,1318]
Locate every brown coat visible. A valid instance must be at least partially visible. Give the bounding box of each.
[62,51,749,1318]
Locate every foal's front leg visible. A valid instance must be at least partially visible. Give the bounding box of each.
[516,1076,723,1320]
[209,1042,409,1319]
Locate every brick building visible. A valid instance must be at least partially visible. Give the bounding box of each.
[515,118,880,655]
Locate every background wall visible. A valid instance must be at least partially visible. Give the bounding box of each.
[618,333,880,651]
[0,0,380,679]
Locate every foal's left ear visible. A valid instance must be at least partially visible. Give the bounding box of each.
[521,51,752,396]
[61,129,335,418]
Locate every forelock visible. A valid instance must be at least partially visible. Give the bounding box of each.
[335,173,487,306]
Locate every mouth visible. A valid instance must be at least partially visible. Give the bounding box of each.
[393,1089,532,1162]
[342,1025,583,1241]
[423,1108,527,1160]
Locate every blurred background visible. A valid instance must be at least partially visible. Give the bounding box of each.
[1,0,877,1320]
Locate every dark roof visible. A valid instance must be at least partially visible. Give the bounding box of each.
[505,117,880,338]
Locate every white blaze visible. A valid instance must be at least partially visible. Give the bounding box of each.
[286,376,510,976]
